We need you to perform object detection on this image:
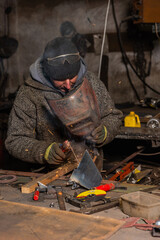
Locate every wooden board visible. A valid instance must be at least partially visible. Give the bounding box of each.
[0,200,124,240]
[21,161,77,193]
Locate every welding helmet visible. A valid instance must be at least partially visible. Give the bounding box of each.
[47,78,101,137]
[42,37,81,81]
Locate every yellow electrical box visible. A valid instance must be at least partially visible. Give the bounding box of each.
[124,111,141,128]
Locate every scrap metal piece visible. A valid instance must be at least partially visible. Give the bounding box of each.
[70,150,102,189]
[147,118,160,129]
[69,199,119,214]
[0,175,17,183]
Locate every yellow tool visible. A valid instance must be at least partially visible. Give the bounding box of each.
[76,189,106,202]
[124,111,141,127]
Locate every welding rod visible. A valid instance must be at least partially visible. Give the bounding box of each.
[68,142,80,163]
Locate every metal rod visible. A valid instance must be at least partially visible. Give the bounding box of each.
[69,142,80,163]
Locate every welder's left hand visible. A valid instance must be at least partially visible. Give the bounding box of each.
[86,124,107,145]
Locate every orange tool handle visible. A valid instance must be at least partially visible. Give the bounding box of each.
[109,162,134,181]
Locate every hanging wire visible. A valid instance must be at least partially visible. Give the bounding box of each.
[111,0,141,101]
[111,0,160,97]
[155,23,160,40]
[98,0,111,79]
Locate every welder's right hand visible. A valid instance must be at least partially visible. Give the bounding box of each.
[44,142,66,165]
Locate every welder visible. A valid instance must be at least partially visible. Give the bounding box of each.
[5,37,123,171]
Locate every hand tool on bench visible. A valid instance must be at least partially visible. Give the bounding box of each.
[109,162,134,181]
[105,147,144,176]
[152,219,160,237]
[73,183,127,204]
[33,181,56,201]
[76,189,107,202]
[55,186,66,210]
[65,193,119,214]
[94,182,127,191]
[33,181,66,210]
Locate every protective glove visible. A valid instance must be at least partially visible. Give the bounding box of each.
[44,142,66,165]
[86,125,107,145]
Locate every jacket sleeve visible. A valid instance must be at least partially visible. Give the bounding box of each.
[5,88,49,164]
[88,72,123,146]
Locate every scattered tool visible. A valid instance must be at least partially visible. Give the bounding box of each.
[70,150,102,189]
[65,193,119,214]
[76,189,106,202]
[33,181,56,201]
[152,219,160,237]
[60,140,71,153]
[95,182,127,191]
[109,162,134,181]
[105,147,144,176]
[55,186,66,210]
[131,169,152,184]
[33,181,66,211]
[95,182,115,191]
[146,113,160,129]
[33,187,44,201]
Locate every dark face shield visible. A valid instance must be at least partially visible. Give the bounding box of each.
[47,78,101,137]
[47,53,80,67]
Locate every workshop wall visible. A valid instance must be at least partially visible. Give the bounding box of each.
[1,0,160,104]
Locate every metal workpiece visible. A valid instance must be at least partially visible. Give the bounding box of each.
[70,150,102,189]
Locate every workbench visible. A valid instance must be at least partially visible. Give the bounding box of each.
[0,174,158,239]
[116,126,160,141]
[116,106,160,143]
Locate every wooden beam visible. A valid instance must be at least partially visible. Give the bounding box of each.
[21,161,77,193]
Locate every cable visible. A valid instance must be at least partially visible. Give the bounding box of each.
[138,152,160,156]
[111,0,160,97]
[111,0,141,102]
[98,0,111,79]
[119,21,160,95]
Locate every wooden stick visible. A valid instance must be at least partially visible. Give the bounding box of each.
[21,161,77,193]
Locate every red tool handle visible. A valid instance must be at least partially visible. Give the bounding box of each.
[95,183,115,191]
[60,140,71,153]
[33,188,40,201]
